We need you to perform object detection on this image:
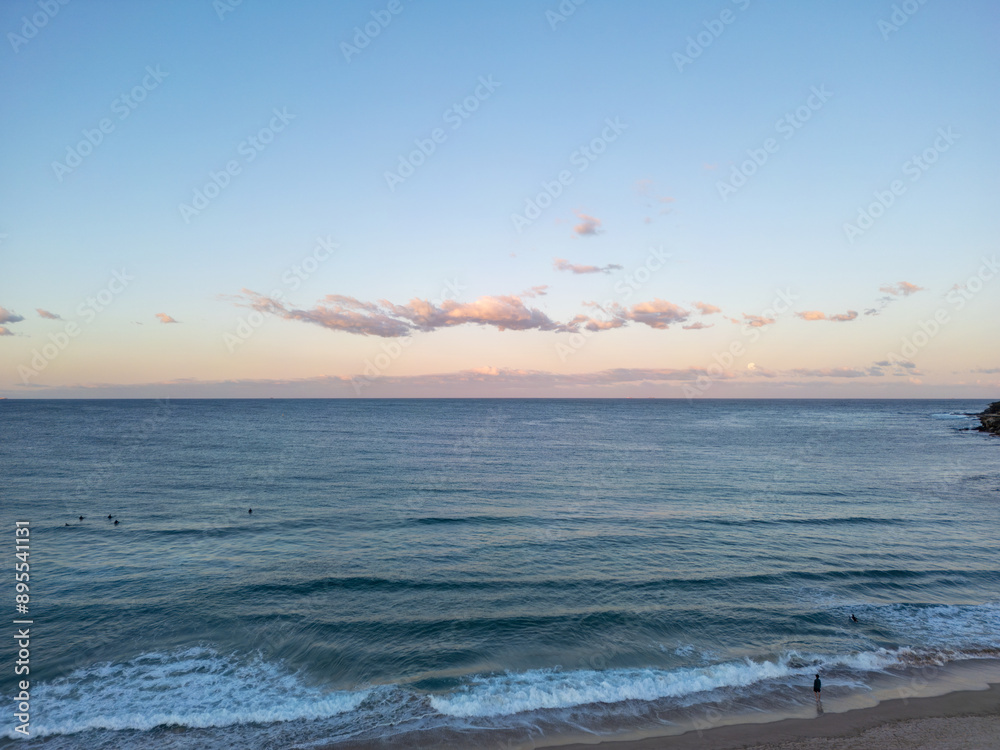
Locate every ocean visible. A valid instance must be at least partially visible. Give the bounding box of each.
[1,399,998,748]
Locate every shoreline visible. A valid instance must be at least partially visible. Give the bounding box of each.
[543,681,1000,750]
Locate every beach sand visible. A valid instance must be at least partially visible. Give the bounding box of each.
[546,682,1000,750]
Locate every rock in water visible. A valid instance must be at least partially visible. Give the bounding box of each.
[977,401,1000,435]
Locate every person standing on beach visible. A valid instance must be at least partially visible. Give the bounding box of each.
[813,674,822,704]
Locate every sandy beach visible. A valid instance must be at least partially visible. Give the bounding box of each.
[547,682,1000,750]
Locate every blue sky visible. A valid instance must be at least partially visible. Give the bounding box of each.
[1,0,998,397]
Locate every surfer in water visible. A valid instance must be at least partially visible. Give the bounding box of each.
[851,613,859,623]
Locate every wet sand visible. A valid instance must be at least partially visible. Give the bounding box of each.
[545,682,1000,750]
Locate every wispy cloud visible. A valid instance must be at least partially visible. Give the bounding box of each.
[155,313,179,324]
[553,257,623,275]
[520,285,549,298]
[741,314,776,328]
[795,309,858,322]
[830,310,859,322]
[36,308,61,319]
[0,307,25,325]
[790,366,882,378]
[872,359,920,376]
[879,281,924,297]
[0,326,12,336]
[867,281,926,315]
[796,310,826,321]
[693,301,721,315]
[573,213,602,236]
[682,321,713,330]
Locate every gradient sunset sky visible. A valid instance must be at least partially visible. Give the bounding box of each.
[1,0,998,397]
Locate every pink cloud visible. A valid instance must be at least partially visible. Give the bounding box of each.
[796,310,827,321]
[828,310,858,322]
[36,308,61,320]
[682,322,713,330]
[520,285,549,298]
[236,290,723,338]
[741,314,776,328]
[573,213,602,236]
[879,281,924,297]
[236,290,573,337]
[155,313,179,324]
[566,311,628,331]
[796,310,858,322]
[553,258,623,275]
[0,326,12,336]
[693,301,721,315]
[571,299,691,332]
[404,296,566,332]
[625,299,689,329]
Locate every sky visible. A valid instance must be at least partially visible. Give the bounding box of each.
[1,0,998,398]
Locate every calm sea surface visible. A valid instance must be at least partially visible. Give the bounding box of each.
[1,399,998,748]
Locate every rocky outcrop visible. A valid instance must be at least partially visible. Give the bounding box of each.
[978,401,1000,435]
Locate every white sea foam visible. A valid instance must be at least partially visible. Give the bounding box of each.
[428,650,900,718]
[9,602,1000,739]
[8,647,368,739]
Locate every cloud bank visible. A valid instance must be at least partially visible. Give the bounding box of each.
[235,290,721,338]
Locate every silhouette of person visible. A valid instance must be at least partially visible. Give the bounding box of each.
[813,674,822,705]
[851,614,859,623]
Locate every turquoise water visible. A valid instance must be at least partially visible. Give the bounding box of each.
[1,399,998,748]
